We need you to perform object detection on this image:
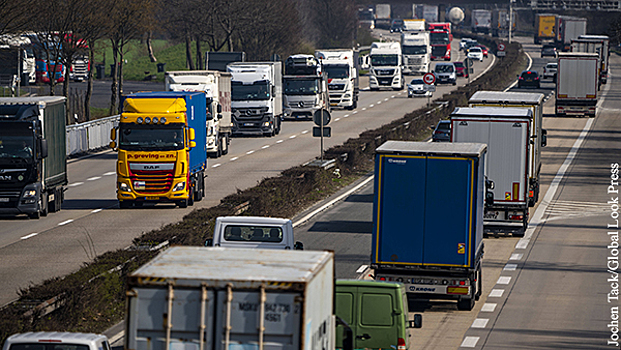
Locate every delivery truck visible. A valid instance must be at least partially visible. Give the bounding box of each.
[125,247,347,350]
[468,91,547,207]
[315,49,359,110]
[556,52,599,117]
[534,13,556,44]
[572,34,610,85]
[451,107,533,236]
[0,97,67,218]
[371,141,489,310]
[375,4,391,30]
[555,16,587,52]
[166,70,232,158]
[471,9,492,34]
[110,91,208,208]
[227,62,282,136]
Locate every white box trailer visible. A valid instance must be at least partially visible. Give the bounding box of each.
[126,247,336,350]
[451,107,533,236]
[166,70,232,157]
[573,34,610,84]
[556,52,599,117]
[468,91,547,206]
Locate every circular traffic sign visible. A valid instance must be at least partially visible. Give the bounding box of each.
[313,109,331,126]
[498,43,506,51]
[423,72,436,85]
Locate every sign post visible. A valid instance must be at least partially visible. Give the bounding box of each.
[422,72,436,106]
[313,109,331,163]
[497,42,506,58]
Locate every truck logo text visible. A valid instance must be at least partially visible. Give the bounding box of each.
[127,153,175,160]
[0,175,11,180]
[388,159,407,164]
[410,286,436,292]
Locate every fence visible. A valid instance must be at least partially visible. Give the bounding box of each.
[66,114,119,156]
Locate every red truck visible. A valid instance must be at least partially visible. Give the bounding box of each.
[428,22,452,61]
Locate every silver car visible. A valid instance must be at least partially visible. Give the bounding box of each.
[407,78,432,97]
[543,62,557,80]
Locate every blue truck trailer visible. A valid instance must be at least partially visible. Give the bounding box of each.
[371,141,487,310]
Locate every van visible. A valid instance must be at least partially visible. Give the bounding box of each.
[432,62,456,85]
[205,216,303,250]
[3,332,111,350]
[335,280,422,350]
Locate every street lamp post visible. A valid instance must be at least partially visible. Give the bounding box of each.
[509,0,515,43]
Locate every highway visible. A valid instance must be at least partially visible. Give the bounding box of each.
[290,36,619,349]
[0,39,493,307]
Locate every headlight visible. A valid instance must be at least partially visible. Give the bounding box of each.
[263,121,270,127]
[136,117,143,124]
[173,182,185,192]
[160,117,167,124]
[119,182,130,192]
[22,190,36,198]
[343,94,351,98]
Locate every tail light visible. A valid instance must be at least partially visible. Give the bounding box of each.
[529,190,534,198]
[509,214,523,220]
[398,337,407,350]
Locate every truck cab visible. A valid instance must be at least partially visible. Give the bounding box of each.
[206,216,303,250]
[401,31,430,75]
[369,42,404,91]
[315,49,359,110]
[283,54,329,120]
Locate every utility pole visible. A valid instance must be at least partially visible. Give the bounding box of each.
[509,0,515,43]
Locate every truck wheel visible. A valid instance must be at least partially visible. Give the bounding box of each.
[194,175,204,202]
[221,135,229,155]
[28,210,40,219]
[177,199,188,208]
[49,188,61,213]
[457,297,474,311]
[475,267,482,301]
[119,201,132,209]
[40,192,48,217]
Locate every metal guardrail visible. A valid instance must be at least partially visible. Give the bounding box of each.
[66,114,119,156]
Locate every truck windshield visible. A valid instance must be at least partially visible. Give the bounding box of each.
[9,343,90,350]
[431,46,447,57]
[403,45,427,55]
[0,124,35,159]
[324,64,349,79]
[430,32,450,44]
[435,64,454,73]
[231,81,270,101]
[119,124,185,151]
[224,225,283,242]
[371,54,398,66]
[284,78,320,95]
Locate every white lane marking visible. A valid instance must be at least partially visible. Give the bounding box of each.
[510,253,523,260]
[481,303,497,312]
[21,233,38,240]
[86,176,101,181]
[516,118,595,250]
[504,264,518,271]
[262,145,270,149]
[230,157,239,161]
[91,209,102,213]
[335,118,341,121]
[344,114,349,118]
[460,336,479,348]
[362,108,367,111]
[391,95,395,98]
[212,164,221,168]
[471,319,489,328]
[353,111,358,114]
[489,289,504,297]
[497,276,512,285]
[276,140,284,143]
[246,150,255,155]
[377,101,382,104]
[68,182,84,187]
[356,265,368,274]
[103,171,116,176]
[384,98,389,101]
[289,135,296,139]
[369,104,374,108]
[302,130,309,134]
[58,219,74,226]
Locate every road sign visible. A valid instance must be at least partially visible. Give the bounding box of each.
[313,126,331,137]
[497,51,506,57]
[313,109,331,126]
[422,72,436,85]
[424,85,436,92]
[498,43,506,51]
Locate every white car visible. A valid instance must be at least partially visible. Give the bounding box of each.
[407,78,432,97]
[460,38,476,51]
[467,47,484,62]
[543,62,558,80]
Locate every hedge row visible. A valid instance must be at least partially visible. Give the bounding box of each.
[0,32,527,340]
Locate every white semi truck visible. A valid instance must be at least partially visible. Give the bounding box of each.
[369,42,404,91]
[282,54,329,120]
[315,49,359,110]
[572,34,610,85]
[227,62,282,137]
[401,31,430,75]
[165,70,232,157]
[556,52,599,117]
[125,247,347,350]
[451,107,534,236]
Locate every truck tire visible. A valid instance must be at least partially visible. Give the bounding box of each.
[119,200,132,209]
[177,199,188,208]
[475,267,482,301]
[28,210,40,219]
[221,135,229,155]
[457,297,474,311]
[194,174,204,202]
[49,188,61,213]
[40,192,48,217]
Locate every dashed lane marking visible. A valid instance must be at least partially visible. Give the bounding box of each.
[103,172,116,176]
[497,276,512,285]
[262,145,270,149]
[460,337,479,348]
[489,289,504,297]
[58,219,74,226]
[91,209,102,213]
[246,150,255,154]
[504,264,518,271]
[230,157,239,161]
[212,164,221,168]
[68,182,84,187]
[86,176,101,181]
[21,233,38,240]
[510,253,523,260]
[481,303,497,312]
[471,318,489,328]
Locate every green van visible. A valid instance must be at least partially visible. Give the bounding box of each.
[335,280,422,350]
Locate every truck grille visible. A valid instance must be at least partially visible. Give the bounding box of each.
[233,107,268,120]
[128,167,174,194]
[378,77,393,85]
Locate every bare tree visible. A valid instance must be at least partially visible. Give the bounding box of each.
[311,0,357,49]
[0,0,35,35]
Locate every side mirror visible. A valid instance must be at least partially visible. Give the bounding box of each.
[109,141,117,149]
[294,241,304,250]
[205,239,213,247]
[217,104,222,113]
[486,178,495,190]
[39,139,48,159]
[486,191,494,206]
[110,127,117,141]
[189,141,196,148]
[409,314,423,328]
[189,127,195,141]
[541,129,548,147]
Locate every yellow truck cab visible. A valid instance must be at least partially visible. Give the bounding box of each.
[335,280,422,350]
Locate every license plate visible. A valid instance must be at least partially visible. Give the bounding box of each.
[330,103,338,106]
[244,123,254,126]
[0,198,8,202]
[146,196,159,200]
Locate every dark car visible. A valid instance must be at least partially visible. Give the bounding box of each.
[432,120,451,142]
[541,45,557,58]
[390,19,404,33]
[517,70,540,89]
[454,61,468,78]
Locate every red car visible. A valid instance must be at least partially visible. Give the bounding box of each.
[454,61,468,78]
[476,45,489,58]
